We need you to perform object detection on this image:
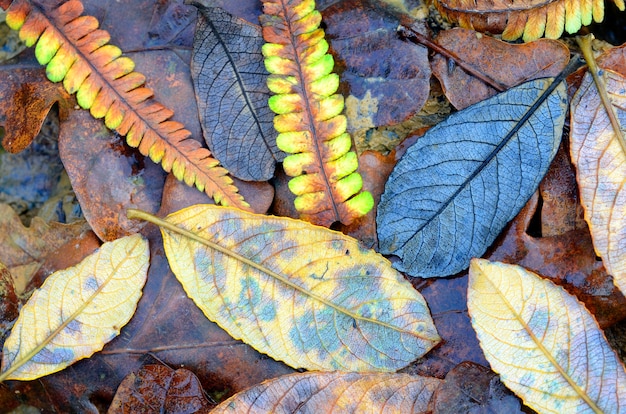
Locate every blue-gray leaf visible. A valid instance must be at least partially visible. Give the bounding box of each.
[377,78,567,277]
[191,3,282,181]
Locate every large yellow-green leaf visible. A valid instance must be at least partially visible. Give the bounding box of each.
[570,67,626,297]
[212,371,442,413]
[0,234,149,381]
[468,259,626,413]
[131,205,440,372]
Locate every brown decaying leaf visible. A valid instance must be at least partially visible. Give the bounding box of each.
[0,64,70,153]
[428,361,524,414]
[0,203,91,295]
[0,263,19,346]
[322,0,431,128]
[108,364,211,413]
[5,0,247,209]
[435,0,625,42]
[432,28,570,110]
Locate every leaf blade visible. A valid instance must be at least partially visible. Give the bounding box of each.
[191,3,281,182]
[0,234,149,381]
[468,259,626,413]
[212,371,442,413]
[377,78,567,277]
[151,205,440,372]
[570,69,626,296]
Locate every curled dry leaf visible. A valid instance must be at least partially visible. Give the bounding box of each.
[212,371,442,413]
[108,364,211,414]
[191,1,281,182]
[432,28,570,110]
[468,259,626,413]
[377,78,567,277]
[0,234,149,381]
[435,0,625,42]
[131,205,440,372]
[570,68,626,296]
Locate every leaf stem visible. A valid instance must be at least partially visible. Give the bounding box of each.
[577,34,626,155]
[126,208,424,338]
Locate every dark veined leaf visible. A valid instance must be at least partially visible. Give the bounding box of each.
[128,206,440,372]
[260,0,374,226]
[4,0,248,209]
[377,78,567,277]
[212,371,442,413]
[190,1,282,182]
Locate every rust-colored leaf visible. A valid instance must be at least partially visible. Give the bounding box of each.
[0,64,70,153]
[322,0,431,128]
[5,0,248,209]
[432,28,569,110]
[108,365,211,414]
[260,0,374,226]
[434,0,625,42]
[429,361,524,414]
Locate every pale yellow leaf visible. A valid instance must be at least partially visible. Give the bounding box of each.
[133,205,440,372]
[212,371,442,413]
[0,234,149,381]
[468,259,626,414]
[570,68,626,296]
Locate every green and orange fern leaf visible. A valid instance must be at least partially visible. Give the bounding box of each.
[3,0,249,209]
[260,0,374,227]
[435,0,625,42]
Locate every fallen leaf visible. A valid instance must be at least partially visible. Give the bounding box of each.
[468,259,626,413]
[0,203,90,295]
[322,0,431,128]
[108,364,211,413]
[0,262,19,345]
[431,28,569,110]
[130,205,440,372]
[0,64,70,153]
[191,1,281,182]
[260,0,374,226]
[570,68,626,296]
[428,361,524,414]
[211,371,442,413]
[377,77,567,277]
[434,0,625,42]
[0,234,149,381]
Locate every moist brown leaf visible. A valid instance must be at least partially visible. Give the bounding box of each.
[0,203,90,295]
[432,28,569,110]
[108,365,211,414]
[434,0,625,42]
[0,64,71,153]
[428,361,525,414]
[323,0,431,128]
[0,263,19,346]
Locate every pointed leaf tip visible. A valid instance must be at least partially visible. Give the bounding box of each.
[0,234,149,381]
[468,259,626,413]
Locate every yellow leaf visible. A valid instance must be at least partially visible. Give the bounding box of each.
[570,65,626,296]
[468,259,626,413]
[128,206,440,372]
[0,234,149,381]
[212,371,442,413]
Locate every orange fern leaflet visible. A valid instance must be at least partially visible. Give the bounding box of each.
[4,0,249,209]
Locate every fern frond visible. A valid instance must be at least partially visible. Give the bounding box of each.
[260,0,374,227]
[4,0,249,209]
[435,0,625,42]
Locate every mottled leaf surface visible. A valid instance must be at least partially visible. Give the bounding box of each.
[377,78,567,277]
[212,371,442,413]
[191,2,280,181]
[468,259,626,413]
[0,234,149,381]
[156,204,440,372]
[570,69,626,296]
